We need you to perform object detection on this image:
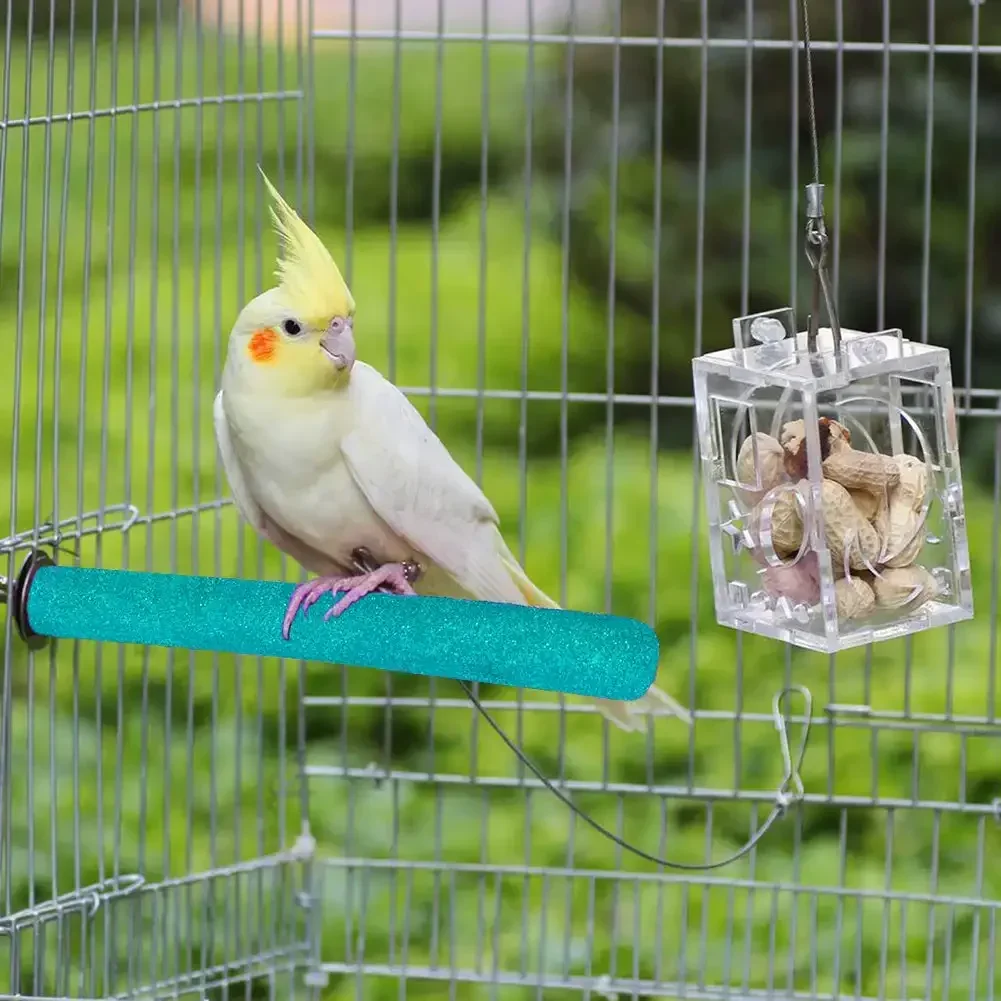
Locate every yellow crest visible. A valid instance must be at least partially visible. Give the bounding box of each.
[258,166,355,325]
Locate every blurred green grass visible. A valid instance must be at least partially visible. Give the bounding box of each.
[2,26,1000,1001]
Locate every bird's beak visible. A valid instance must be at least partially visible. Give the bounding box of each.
[319,317,356,373]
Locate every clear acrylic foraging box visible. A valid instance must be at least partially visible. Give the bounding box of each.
[692,307,975,654]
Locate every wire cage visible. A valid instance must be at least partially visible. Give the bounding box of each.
[2,1,1000,1000]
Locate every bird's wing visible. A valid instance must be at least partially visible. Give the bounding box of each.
[214,389,347,576]
[214,389,269,534]
[339,369,692,731]
[339,364,524,602]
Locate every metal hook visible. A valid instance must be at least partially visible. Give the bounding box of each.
[36,513,80,562]
[772,684,813,807]
[804,184,842,357]
[0,503,140,556]
[0,874,145,936]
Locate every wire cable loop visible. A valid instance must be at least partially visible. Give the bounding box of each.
[458,682,814,872]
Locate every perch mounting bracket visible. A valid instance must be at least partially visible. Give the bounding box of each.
[0,549,53,651]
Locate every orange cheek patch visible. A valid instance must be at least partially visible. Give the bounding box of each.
[248,328,279,363]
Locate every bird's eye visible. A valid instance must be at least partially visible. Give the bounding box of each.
[282,319,302,336]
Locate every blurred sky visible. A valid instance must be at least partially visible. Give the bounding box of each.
[184,0,604,34]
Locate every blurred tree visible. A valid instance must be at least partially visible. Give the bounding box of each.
[534,0,1001,475]
[5,0,177,37]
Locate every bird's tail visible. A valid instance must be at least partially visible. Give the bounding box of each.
[496,538,692,733]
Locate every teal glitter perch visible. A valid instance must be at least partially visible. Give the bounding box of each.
[17,563,659,700]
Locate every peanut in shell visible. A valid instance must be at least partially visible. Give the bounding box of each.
[872,565,937,610]
[750,488,805,556]
[849,488,882,523]
[820,479,881,571]
[891,453,929,511]
[835,576,876,621]
[822,449,901,492]
[736,433,785,494]
[880,509,926,569]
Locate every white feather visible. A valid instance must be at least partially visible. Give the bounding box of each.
[214,390,267,534]
[214,388,349,577]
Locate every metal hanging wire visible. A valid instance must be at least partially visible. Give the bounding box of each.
[461,682,813,872]
[800,0,843,356]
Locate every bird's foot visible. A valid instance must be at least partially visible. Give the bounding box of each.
[281,557,422,639]
[323,562,420,620]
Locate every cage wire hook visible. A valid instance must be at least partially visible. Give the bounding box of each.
[0,503,139,556]
[1,515,83,605]
[0,874,145,937]
[459,682,813,871]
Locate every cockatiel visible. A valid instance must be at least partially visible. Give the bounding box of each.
[213,170,692,733]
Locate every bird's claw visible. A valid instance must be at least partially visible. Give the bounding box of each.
[350,547,424,584]
[325,562,420,619]
[282,578,332,639]
[281,560,422,639]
